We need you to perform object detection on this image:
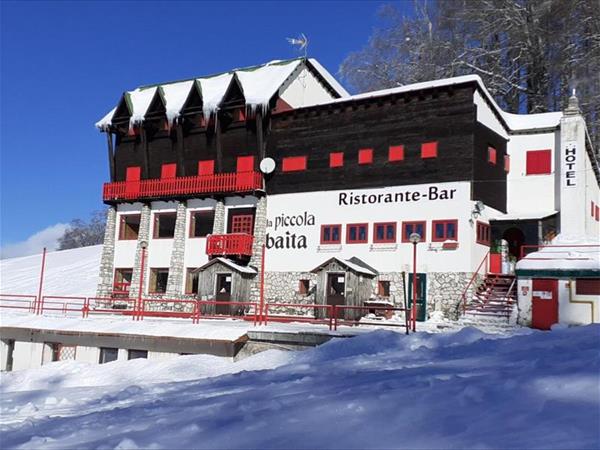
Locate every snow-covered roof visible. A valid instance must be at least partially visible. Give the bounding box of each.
[96,58,348,130]
[516,235,600,273]
[309,74,562,133]
[195,257,258,275]
[311,257,378,277]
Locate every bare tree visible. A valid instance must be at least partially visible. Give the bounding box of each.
[57,209,107,250]
[340,0,600,146]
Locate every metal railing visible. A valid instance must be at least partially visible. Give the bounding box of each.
[459,250,490,314]
[206,233,254,257]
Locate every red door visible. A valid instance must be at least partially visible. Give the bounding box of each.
[236,156,255,189]
[125,166,141,198]
[531,279,558,330]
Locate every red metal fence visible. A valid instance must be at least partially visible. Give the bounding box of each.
[206,233,254,257]
[103,171,263,201]
[0,293,411,332]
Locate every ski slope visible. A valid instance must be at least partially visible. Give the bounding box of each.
[0,245,101,297]
[1,325,598,449]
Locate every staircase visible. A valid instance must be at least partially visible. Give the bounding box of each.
[460,274,518,331]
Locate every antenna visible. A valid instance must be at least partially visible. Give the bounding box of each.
[286,33,309,58]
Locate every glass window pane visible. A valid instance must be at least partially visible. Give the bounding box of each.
[324,228,331,242]
[377,225,384,240]
[435,223,444,239]
[415,223,424,238]
[332,226,339,241]
[405,223,413,237]
[358,226,366,240]
[447,222,456,239]
[350,227,357,241]
[386,225,394,240]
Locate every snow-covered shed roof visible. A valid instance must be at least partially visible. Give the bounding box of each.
[96,58,348,130]
[194,257,257,275]
[516,235,600,277]
[311,257,378,277]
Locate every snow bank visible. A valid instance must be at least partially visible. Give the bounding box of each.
[2,325,598,449]
[0,245,101,297]
[516,234,600,272]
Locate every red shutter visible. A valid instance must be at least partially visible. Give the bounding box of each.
[125,166,141,181]
[160,163,177,179]
[282,156,307,172]
[358,148,373,165]
[236,156,255,173]
[421,142,438,159]
[330,152,344,168]
[198,160,215,176]
[504,155,511,172]
[526,150,551,175]
[488,147,497,164]
[389,145,404,162]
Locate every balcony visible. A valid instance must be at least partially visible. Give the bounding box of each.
[206,233,254,257]
[103,172,263,202]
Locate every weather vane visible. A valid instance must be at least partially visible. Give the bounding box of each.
[287,33,309,58]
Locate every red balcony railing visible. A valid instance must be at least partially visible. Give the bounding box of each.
[206,233,254,257]
[103,172,263,201]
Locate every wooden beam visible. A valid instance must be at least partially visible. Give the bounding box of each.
[141,127,150,178]
[215,116,223,172]
[176,122,185,177]
[106,131,116,181]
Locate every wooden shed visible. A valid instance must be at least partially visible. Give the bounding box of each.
[311,257,378,319]
[194,257,257,316]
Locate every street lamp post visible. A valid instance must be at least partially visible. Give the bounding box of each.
[409,232,421,332]
[136,240,148,321]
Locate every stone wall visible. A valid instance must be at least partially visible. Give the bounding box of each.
[128,204,151,299]
[370,272,406,306]
[248,195,267,303]
[96,206,117,298]
[427,271,481,320]
[265,271,318,315]
[165,201,187,297]
[212,200,225,234]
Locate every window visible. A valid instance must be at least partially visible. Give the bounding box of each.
[229,211,254,234]
[432,219,458,242]
[358,148,373,165]
[119,214,141,240]
[402,221,426,243]
[346,223,368,244]
[160,163,177,179]
[189,210,215,238]
[421,142,438,159]
[488,147,497,164]
[128,349,148,360]
[373,222,397,243]
[125,166,141,181]
[113,268,133,295]
[389,145,404,162]
[330,152,344,168]
[575,278,600,296]
[597,205,600,221]
[99,347,118,364]
[476,221,491,246]
[186,268,199,295]
[198,160,215,176]
[282,156,307,172]
[298,279,310,295]
[153,212,177,239]
[378,280,390,297]
[526,149,552,175]
[592,201,596,217]
[236,155,255,172]
[149,268,169,294]
[321,224,341,244]
[504,155,511,172]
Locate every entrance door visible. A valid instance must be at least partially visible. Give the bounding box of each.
[503,227,525,259]
[326,273,345,318]
[532,278,558,330]
[215,273,232,315]
[407,273,427,322]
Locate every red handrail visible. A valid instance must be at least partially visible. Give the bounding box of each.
[461,250,490,313]
[103,171,263,201]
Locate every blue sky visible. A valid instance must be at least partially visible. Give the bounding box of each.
[1,0,407,257]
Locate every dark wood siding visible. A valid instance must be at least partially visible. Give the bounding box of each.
[265,87,477,195]
[472,122,508,212]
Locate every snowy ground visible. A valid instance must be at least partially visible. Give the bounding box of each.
[1,325,598,449]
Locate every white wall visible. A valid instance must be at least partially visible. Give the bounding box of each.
[280,66,336,108]
[474,91,509,139]
[0,340,11,371]
[560,280,600,325]
[75,346,100,364]
[506,131,558,215]
[265,181,489,273]
[11,342,44,371]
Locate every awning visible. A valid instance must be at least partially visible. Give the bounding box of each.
[490,211,558,221]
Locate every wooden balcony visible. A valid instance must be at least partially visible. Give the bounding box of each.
[206,233,254,257]
[103,172,262,202]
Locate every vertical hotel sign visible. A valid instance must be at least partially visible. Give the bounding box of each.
[563,141,577,188]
